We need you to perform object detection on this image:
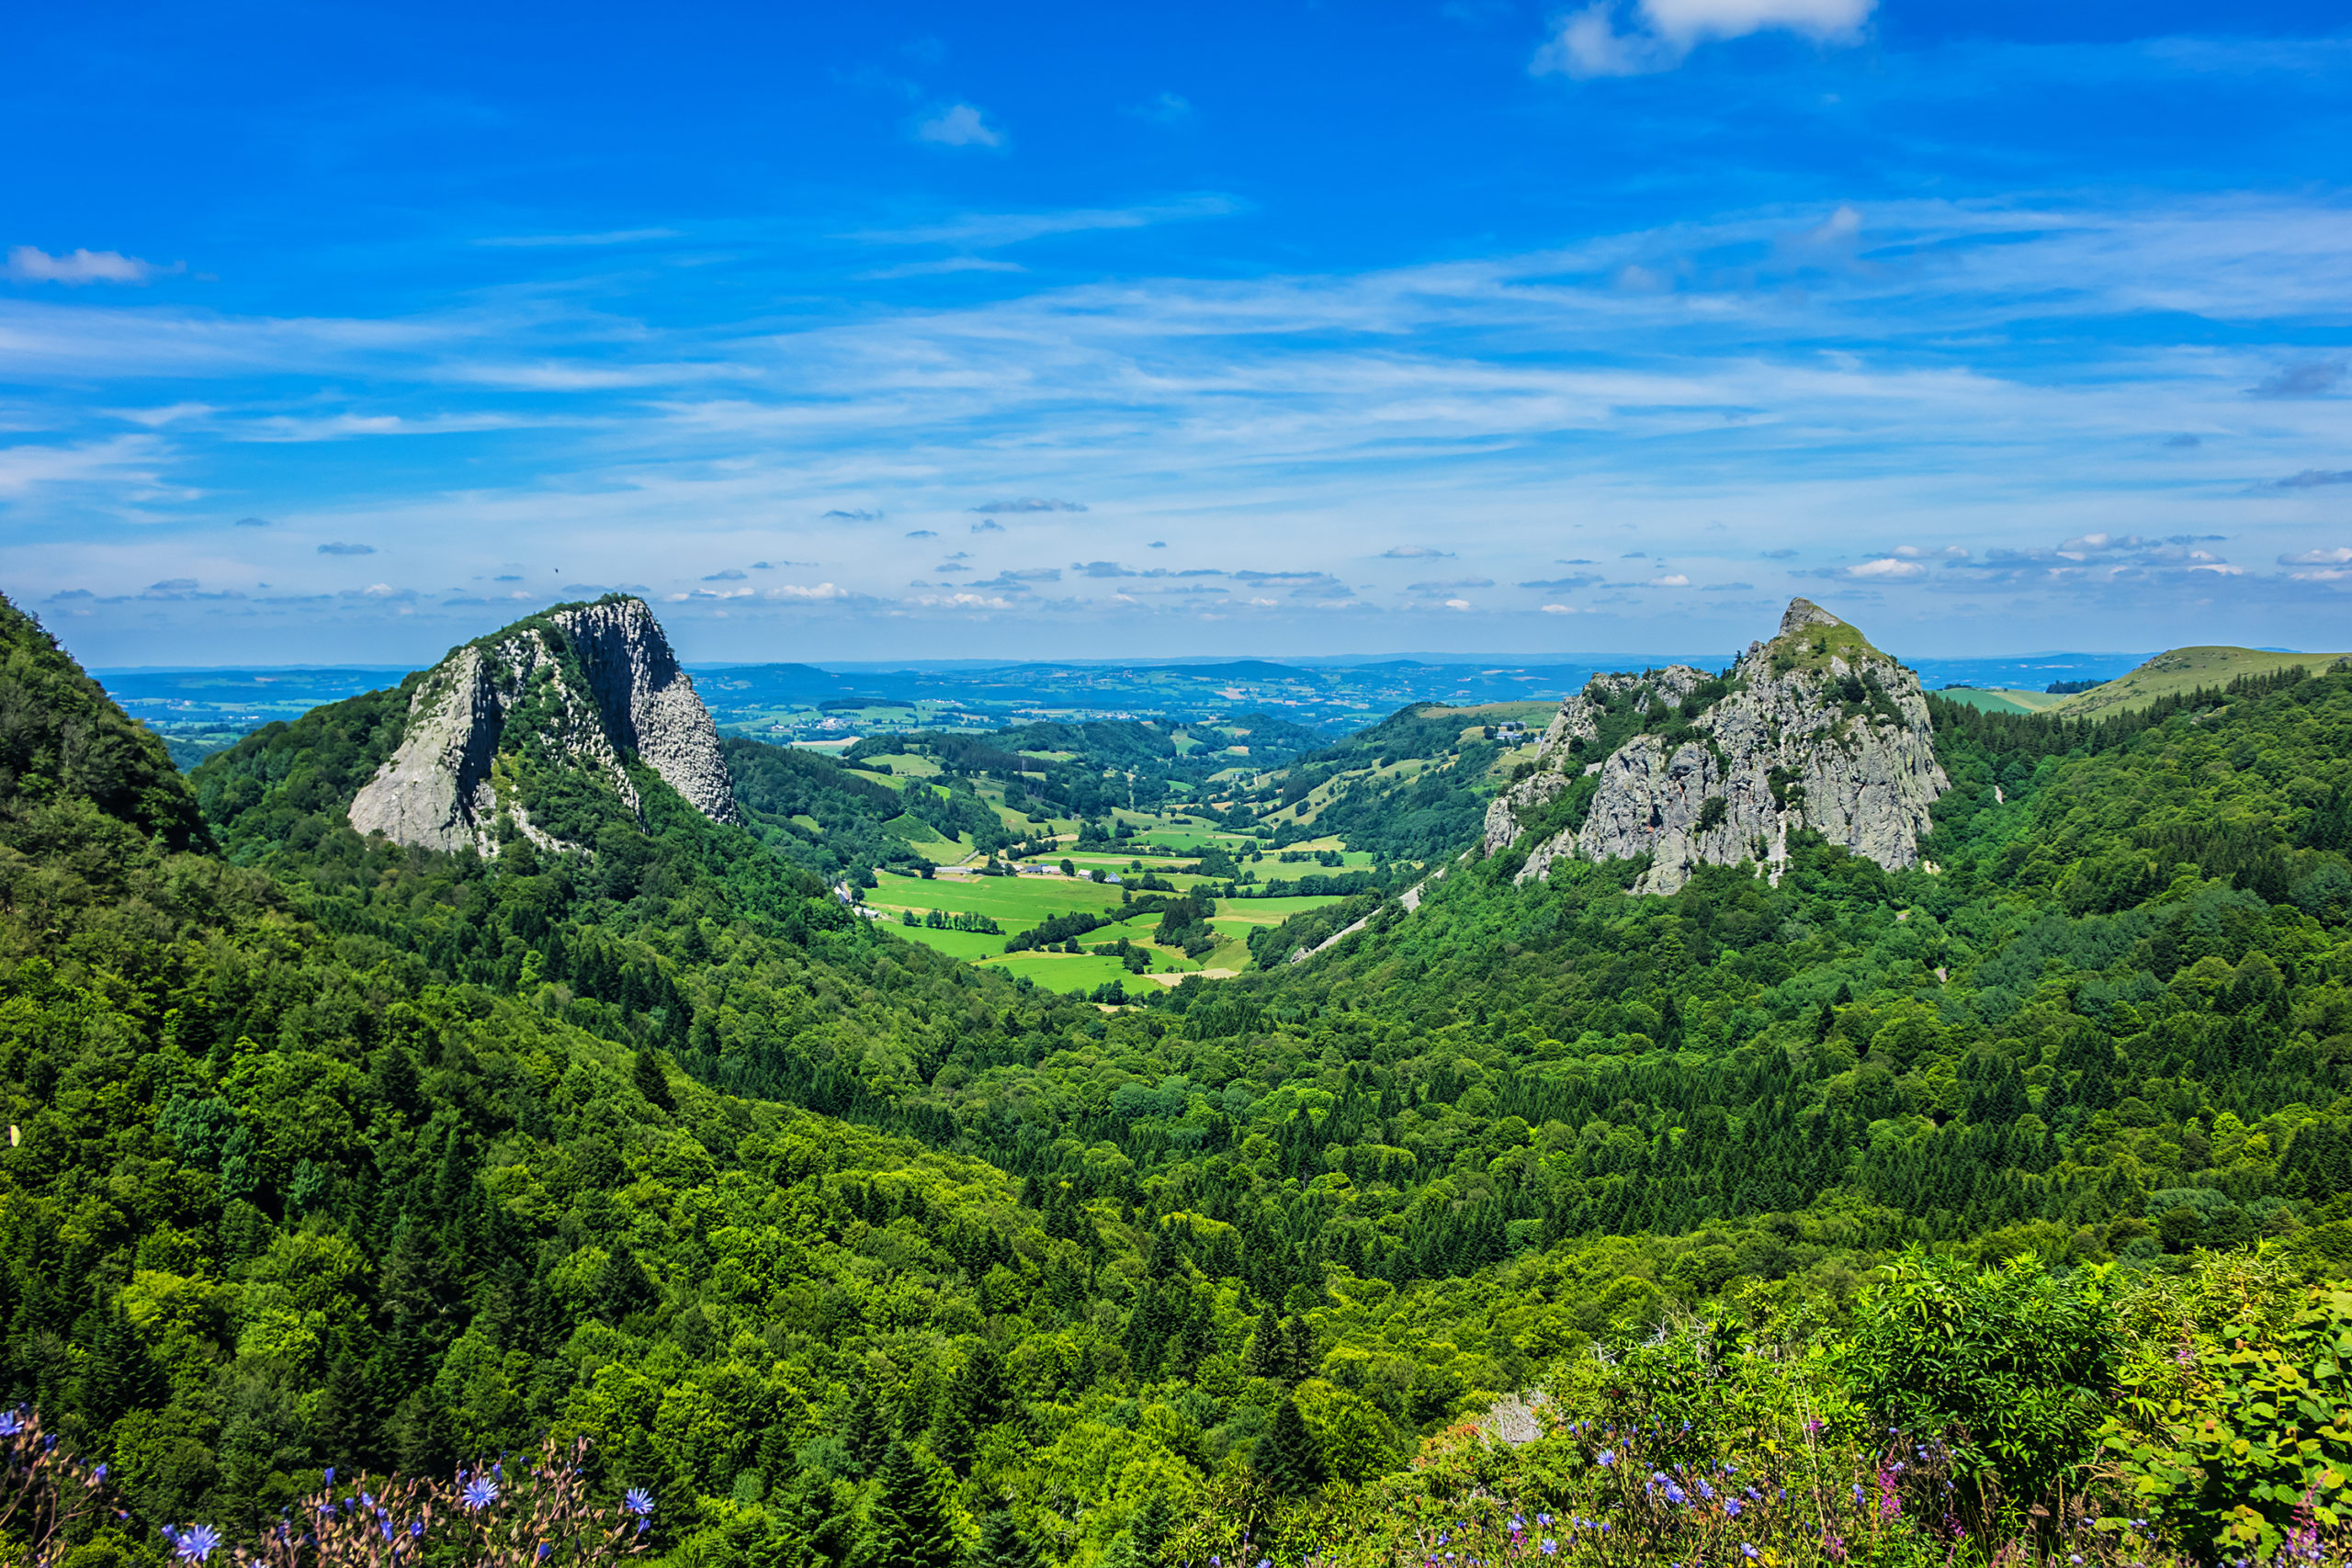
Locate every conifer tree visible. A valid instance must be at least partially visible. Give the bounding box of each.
[1253,1395,1325,1496]
[971,1494,1043,1568]
[316,1343,381,1472]
[1283,1314,1318,1382]
[844,1379,891,1479]
[1240,1303,1282,1379]
[865,1439,959,1568]
[633,1049,675,1112]
[776,1469,857,1568]
[74,1300,165,1430]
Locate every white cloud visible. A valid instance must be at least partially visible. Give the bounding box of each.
[6,245,168,285]
[856,257,1027,281]
[915,104,1006,150]
[1444,598,1472,610]
[1532,0,1872,78]
[1540,604,1584,614]
[764,582,848,600]
[472,229,680,248]
[848,195,1234,249]
[1846,558,1925,579]
[2280,547,2352,565]
[1647,573,1691,587]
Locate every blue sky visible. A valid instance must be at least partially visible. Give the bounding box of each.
[5,0,2349,667]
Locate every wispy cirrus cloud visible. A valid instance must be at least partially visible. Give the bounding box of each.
[849,194,1235,249]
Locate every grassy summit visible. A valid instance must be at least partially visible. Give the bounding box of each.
[1762,596,1894,674]
[2057,642,2352,716]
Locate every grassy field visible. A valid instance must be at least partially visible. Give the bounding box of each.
[2056,646,2352,717]
[887,925,1009,961]
[983,952,1148,993]
[866,870,1126,923]
[1129,826,1261,850]
[1211,894,1351,924]
[857,752,942,776]
[1935,687,2074,716]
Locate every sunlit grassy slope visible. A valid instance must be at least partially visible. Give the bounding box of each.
[2057,645,2352,716]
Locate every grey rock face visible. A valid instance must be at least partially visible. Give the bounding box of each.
[347,597,737,856]
[548,597,740,825]
[1479,597,1947,895]
[1482,771,1569,855]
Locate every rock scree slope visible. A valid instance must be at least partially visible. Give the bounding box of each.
[1485,597,1949,894]
[348,595,738,854]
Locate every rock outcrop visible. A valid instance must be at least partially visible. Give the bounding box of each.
[1483,598,1947,895]
[348,596,737,856]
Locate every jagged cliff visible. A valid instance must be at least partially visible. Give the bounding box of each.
[1484,598,1947,895]
[348,596,738,856]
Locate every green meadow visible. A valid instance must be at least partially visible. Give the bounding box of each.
[865,869,1125,923]
[981,951,1152,993]
[883,924,1008,962]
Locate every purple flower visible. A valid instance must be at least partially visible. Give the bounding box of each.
[0,1411,22,1437]
[1536,1516,1552,1529]
[1596,1450,1615,1468]
[1742,1547,1757,1561]
[322,1467,334,1484]
[1540,1541,1557,1557]
[172,1525,222,1562]
[538,1545,552,1560]
[94,1463,107,1483]
[624,1488,655,1518]
[411,1521,424,1539]
[1726,1500,1743,1518]
[463,1478,500,1510]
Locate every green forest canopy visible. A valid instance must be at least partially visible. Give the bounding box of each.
[2,591,2350,1565]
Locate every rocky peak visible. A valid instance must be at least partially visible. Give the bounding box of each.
[1483,596,1947,895]
[348,596,737,857]
[1778,596,1843,638]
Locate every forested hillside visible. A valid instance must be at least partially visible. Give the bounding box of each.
[5,590,2352,1566]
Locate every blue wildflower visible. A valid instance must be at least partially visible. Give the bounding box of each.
[1742,1546,1757,1561]
[463,1478,500,1510]
[1726,1500,1743,1519]
[1540,1542,1556,1558]
[0,1411,21,1437]
[624,1488,655,1518]
[323,1467,334,1485]
[1596,1450,1615,1468]
[172,1525,222,1562]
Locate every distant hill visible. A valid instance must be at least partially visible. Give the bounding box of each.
[2056,644,2352,716]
